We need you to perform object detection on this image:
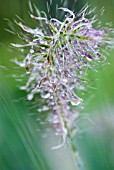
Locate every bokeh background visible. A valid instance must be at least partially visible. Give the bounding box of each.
[0,0,114,170]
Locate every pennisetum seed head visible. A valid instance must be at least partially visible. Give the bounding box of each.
[11,4,114,148]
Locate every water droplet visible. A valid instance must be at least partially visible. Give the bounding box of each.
[53,119,59,124]
[27,93,34,100]
[41,93,50,99]
[50,76,55,83]
[38,108,42,112]
[79,85,84,90]
[49,88,53,93]
[55,126,62,134]
[12,59,25,67]
[20,86,27,90]
[50,102,55,106]
[53,115,59,124]
[30,49,34,53]
[42,106,49,111]
[79,70,83,74]
[70,99,82,106]
[38,106,49,112]
[20,62,25,67]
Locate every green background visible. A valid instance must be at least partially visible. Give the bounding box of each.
[0,0,114,170]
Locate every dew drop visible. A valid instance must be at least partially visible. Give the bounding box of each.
[50,76,55,83]
[30,49,34,53]
[70,99,82,106]
[38,108,42,112]
[20,86,27,90]
[20,62,25,67]
[79,70,83,74]
[53,119,59,124]
[27,93,34,100]
[41,93,50,99]
[53,115,59,124]
[42,106,49,111]
[38,106,49,112]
